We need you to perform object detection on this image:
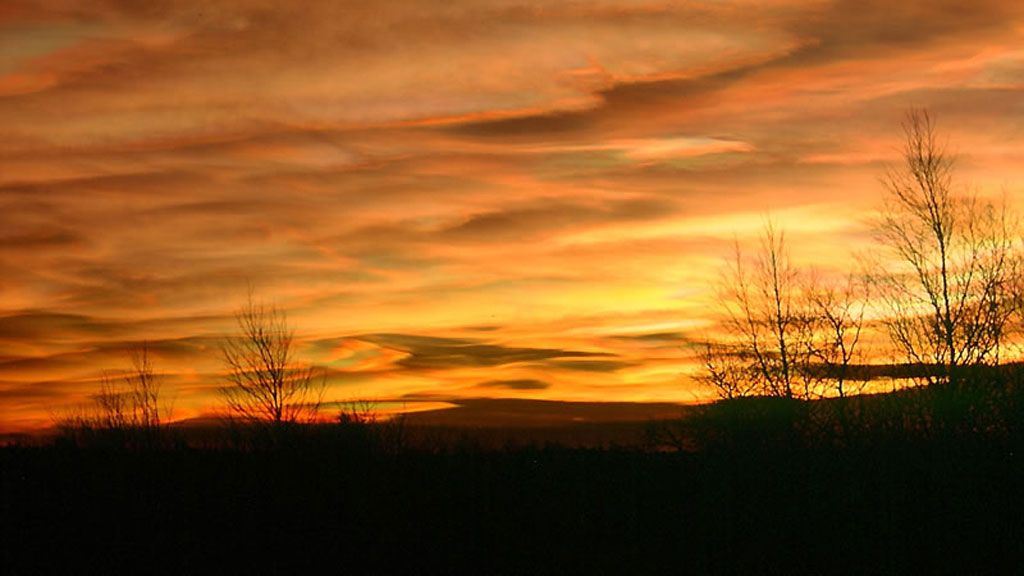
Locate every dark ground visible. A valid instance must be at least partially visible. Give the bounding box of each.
[4,425,1024,575]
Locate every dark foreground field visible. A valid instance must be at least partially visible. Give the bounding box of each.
[4,422,1024,575]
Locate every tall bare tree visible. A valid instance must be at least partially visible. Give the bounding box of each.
[221,296,324,424]
[873,109,1021,387]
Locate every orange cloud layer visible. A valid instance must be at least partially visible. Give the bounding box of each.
[1,0,1023,431]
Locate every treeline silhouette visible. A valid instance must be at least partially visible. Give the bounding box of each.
[6,405,1024,574]
[703,110,1021,402]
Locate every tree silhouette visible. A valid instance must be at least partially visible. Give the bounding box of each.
[93,343,163,428]
[806,272,868,398]
[702,223,868,401]
[872,109,1022,387]
[221,295,324,424]
[704,222,816,399]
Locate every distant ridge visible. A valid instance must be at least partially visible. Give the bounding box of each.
[402,398,688,428]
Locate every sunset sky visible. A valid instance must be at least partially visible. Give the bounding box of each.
[1,0,1023,431]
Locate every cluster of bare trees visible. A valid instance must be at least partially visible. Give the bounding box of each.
[874,110,1022,387]
[94,344,165,430]
[57,293,326,445]
[700,223,868,400]
[703,109,1023,400]
[56,344,170,446]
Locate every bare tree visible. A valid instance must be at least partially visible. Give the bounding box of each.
[128,343,162,428]
[806,272,869,398]
[873,109,1021,387]
[707,222,817,399]
[702,221,872,402]
[221,295,324,424]
[95,372,131,430]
